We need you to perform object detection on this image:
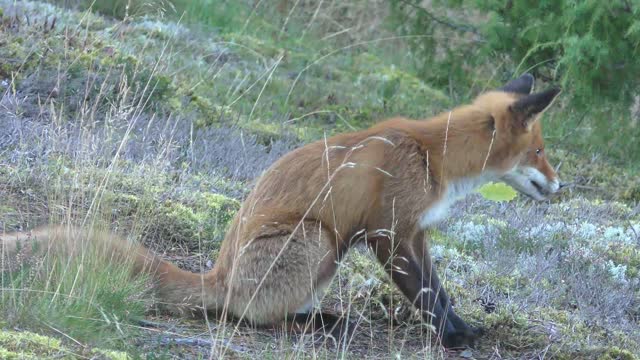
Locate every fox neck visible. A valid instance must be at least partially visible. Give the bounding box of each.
[413,109,500,229]
[412,108,498,180]
[418,171,497,229]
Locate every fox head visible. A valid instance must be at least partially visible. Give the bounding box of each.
[474,73,562,201]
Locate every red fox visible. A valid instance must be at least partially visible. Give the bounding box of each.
[1,74,561,349]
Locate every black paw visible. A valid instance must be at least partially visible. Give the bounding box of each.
[441,326,484,349]
[291,312,354,346]
[322,317,355,345]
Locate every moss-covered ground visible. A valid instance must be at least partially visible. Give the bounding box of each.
[0,1,638,358]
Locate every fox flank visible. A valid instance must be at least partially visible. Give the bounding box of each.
[1,74,562,349]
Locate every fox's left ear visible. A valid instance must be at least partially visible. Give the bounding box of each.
[499,73,535,95]
[509,87,561,130]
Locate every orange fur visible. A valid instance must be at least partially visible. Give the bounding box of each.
[0,74,562,349]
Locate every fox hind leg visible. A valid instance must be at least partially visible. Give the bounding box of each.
[225,220,339,331]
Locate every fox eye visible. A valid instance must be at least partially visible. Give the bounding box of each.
[535,148,543,155]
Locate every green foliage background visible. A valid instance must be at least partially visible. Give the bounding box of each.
[390,0,640,104]
[390,0,640,164]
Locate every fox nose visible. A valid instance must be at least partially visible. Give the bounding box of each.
[548,178,561,193]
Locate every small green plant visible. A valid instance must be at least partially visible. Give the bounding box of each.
[477,182,517,202]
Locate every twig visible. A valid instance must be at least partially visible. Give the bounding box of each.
[136,318,175,329]
[571,184,600,191]
[157,336,248,354]
[43,322,84,348]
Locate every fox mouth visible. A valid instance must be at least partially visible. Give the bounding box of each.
[501,167,561,202]
[527,180,567,201]
[513,179,550,201]
[530,180,548,198]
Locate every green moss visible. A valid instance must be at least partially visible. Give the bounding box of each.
[0,331,62,358]
[236,120,313,144]
[482,270,529,295]
[536,307,572,325]
[0,330,131,360]
[220,33,285,59]
[191,100,236,128]
[522,308,640,359]
[154,201,202,243]
[553,346,639,360]
[90,348,131,360]
[151,192,240,248]
[0,205,19,228]
[237,121,283,144]
[621,184,640,202]
[0,39,36,80]
[195,193,240,226]
[428,230,483,265]
[597,347,638,360]
[350,52,450,117]
[0,12,184,121]
[331,250,405,321]
[427,228,447,244]
[605,243,640,279]
[347,249,388,282]
[0,348,22,360]
[482,308,549,351]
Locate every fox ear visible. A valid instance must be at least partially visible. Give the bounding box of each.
[499,73,535,95]
[509,87,561,129]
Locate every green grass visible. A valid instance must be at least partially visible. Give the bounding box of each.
[37,0,448,142]
[544,103,640,170]
[1,230,148,355]
[0,329,126,359]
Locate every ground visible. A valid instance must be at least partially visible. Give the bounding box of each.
[0,1,638,359]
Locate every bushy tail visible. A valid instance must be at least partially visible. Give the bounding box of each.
[0,225,226,315]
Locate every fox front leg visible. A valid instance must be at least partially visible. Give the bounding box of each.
[368,236,474,348]
[411,232,483,348]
